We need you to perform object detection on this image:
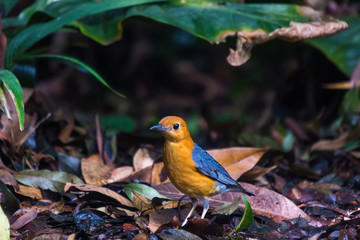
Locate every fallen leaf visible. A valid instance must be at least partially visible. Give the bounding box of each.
[133,147,154,172]
[0,169,19,191]
[157,228,201,240]
[106,166,134,183]
[123,223,138,232]
[132,191,153,211]
[0,206,10,240]
[215,197,241,215]
[14,200,65,216]
[14,169,84,192]
[222,7,348,66]
[133,233,149,240]
[148,209,187,233]
[14,185,42,200]
[310,132,349,152]
[154,182,321,226]
[10,209,37,230]
[64,183,134,208]
[122,183,170,202]
[208,147,268,180]
[231,195,254,233]
[121,161,169,186]
[238,165,277,182]
[81,154,113,186]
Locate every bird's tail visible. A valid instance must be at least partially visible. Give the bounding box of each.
[232,184,255,196]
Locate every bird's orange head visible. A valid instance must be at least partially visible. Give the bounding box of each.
[150,116,191,142]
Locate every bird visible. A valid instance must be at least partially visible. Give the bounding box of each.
[150,116,254,226]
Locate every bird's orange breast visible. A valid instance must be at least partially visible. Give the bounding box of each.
[163,140,218,198]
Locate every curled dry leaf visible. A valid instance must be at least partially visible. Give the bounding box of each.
[223,6,348,66]
[154,182,322,226]
[64,183,134,208]
[81,154,113,186]
[10,209,37,230]
[133,147,154,172]
[310,132,349,152]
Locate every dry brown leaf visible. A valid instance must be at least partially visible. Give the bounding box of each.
[14,200,64,216]
[58,114,74,143]
[133,147,154,172]
[64,182,134,208]
[151,161,169,185]
[0,169,19,191]
[208,147,268,180]
[106,166,134,184]
[221,7,348,66]
[132,191,153,211]
[238,165,277,182]
[11,209,38,230]
[310,132,349,152]
[148,209,189,233]
[81,154,113,186]
[15,185,42,200]
[154,182,322,226]
[120,162,169,186]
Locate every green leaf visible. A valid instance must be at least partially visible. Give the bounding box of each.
[341,88,359,114]
[0,69,25,130]
[32,54,125,98]
[123,183,170,202]
[14,169,84,192]
[4,0,165,68]
[125,3,308,43]
[100,115,136,134]
[307,16,359,77]
[0,205,10,240]
[240,132,282,149]
[67,3,309,45]
[231,195,254,234]
[215,196,241,215]
[0,87,11,119]
[282,130,295,152]
[0,0,19,16]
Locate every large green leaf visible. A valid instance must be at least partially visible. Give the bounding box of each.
[0,69,24,130]
[4,0,165,68]
[126,3,308,42]
[14,169,84,192]
[32,54,125,98]
[47,2,309,45]
[307,16,360,77]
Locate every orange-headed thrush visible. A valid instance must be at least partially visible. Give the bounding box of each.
[150,116,254,226]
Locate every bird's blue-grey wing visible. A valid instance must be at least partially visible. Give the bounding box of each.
[192,144,239,187]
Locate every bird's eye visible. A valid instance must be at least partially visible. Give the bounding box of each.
[173,123,179,130]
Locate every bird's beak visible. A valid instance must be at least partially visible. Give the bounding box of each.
[150,124,168,132]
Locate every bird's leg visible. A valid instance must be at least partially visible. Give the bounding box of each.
[181,198,198,227]
[201,198,209,219]
[177,194,187,221]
